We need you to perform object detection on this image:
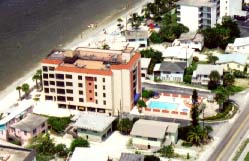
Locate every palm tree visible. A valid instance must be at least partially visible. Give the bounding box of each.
[215,88,228,112]
[209,70,221,84]
[128,13,143,29]
[102,44,110,50]
[191,104,200,127]
[187,126,202,146]
[32,74,40,90]
[207,54,219,65]
[16,86,22,100]
[223,73,235,87]
[22,83,30,98]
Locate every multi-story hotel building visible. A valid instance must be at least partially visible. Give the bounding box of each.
[176,0,220,31]
[41,46,141,116]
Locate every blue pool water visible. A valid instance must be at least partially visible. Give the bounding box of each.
[148,101,178,110]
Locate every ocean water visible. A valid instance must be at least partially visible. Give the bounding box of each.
[0,0,142,94]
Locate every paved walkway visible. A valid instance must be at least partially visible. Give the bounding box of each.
[238,143,249,161]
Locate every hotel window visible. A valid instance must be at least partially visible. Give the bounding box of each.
[43,74,48,79]
[79,90,83,95]
[24,131,27,136]
[78,75,82,80]
[103,100,106,105]
[102,78,105,82]
[103,85,106,90]
[49,81,55,85]
[78,83,83,87]
[95,85,97,89]
[89,83,92,86]
[44,88,49,93]
[94,77,97,81]
[49,67,55,71]
[79,98,84,102]
[50,88,55,93]
[66,89,73,94]
[42,66,48,72]
[95,100,98,104]
[67,97,73,101]
[66,82,73,86]
[90,98,93,101]
[41,123,45,128]
[89,90,92,93]
[49,74,54,78]
[56,74,64,80]
[95,92,97,96]
[44,81,49,86]
[148,137,157,141]
[65,74,72,79]
[103,93,106,97]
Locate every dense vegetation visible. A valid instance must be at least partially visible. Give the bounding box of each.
[48,116,71,134]
[202,16,240,49]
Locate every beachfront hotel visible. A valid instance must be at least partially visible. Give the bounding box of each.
[41,45,141,116]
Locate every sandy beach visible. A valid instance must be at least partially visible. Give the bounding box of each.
[0,0,152,113]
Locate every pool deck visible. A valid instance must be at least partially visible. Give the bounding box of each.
[141,93,204,120]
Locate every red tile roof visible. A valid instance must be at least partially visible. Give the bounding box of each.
[55,66,112,76]
[41,59,63,65]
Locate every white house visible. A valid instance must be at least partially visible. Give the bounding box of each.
[153,62,186,82]
[73,112,116,142]
[141,58,151,78]
[162,46,194,67]
[123,30,149,47]
[225,37,249,54]
[216,53,249,72]
[172,32,204,51]
[130,119,179,150]
[192,64,224,85]
[176,0,220,31]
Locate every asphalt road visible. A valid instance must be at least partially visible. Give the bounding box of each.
[142,82,212,98]
[207,90,249,161]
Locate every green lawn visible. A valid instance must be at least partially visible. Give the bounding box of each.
[245,152,249,161]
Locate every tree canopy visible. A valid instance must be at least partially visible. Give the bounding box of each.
[202,16,240,49]
[70,137,89,152]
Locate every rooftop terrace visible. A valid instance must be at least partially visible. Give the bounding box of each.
[44,46,136,70]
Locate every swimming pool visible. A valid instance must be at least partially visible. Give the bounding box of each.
[148,101,178,110]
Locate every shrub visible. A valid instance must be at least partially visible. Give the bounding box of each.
[142,90,154,99]
[55,144,68,157]
[160,144,175,158]
[70,137,89,152]
[149,32,163,44]
[181,141,193,147]
[137,100,146,107]
[193,56,199,62]
[183,75,192,84]
[117,118,133,135]
[48,116,71,134]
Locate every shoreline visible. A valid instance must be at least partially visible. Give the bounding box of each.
[0,0,152,112]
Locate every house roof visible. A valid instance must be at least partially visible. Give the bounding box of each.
[120,153,144,161]
[141,58,151,69]
[74,112,116,132]
[194,64,224,76]
[124,30,149,39]
[163,46,194,59]
[153,63,161,72]
[0,104,33,126]
[234,37,249,47]
[11,114,47,132]
[130,119,179,139]
[216,53,248,65]
[176,0,216,7]
[159,61,186,73]
[179,32,204,42]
